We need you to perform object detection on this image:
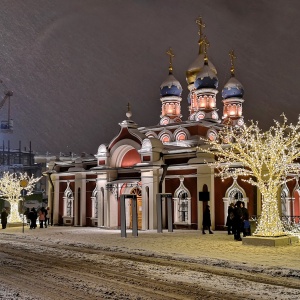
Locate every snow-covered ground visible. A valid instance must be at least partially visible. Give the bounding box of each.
[0,226,299,299]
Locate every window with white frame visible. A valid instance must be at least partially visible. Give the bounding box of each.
[63,182,74,217]
[91,187,98,218]
[178,191,189,222]
[173,177,191,224]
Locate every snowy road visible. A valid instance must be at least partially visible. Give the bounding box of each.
[0,228,299,299]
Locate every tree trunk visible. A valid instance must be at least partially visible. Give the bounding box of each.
[254,191,285,237]
[7,201,23,223]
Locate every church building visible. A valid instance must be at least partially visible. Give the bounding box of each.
[43,18,300,231]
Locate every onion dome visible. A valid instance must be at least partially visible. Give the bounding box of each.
[160,48,182,97]
[186,17,217,85]
[222,76,244,99]
[194,63,218,89]
[222,50,244,99]
[186,55,217,85]
[160,74,182,96]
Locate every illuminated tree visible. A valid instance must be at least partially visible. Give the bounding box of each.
[201,115,300,237]
[0,172,41,223]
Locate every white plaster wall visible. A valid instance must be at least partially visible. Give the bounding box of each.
[197,165,213,230]
[141,168,160,230]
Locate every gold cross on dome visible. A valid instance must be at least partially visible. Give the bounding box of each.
[203,36,210,61]
[127,102,131,112]
[229,50,236,76]
[166,47,175,74]
[196,16,205,37]
[196,17,206,54]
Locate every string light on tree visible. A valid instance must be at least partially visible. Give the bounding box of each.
[200,114,300,237]
[0,172,41,223]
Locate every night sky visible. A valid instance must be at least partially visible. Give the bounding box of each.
[0,0,299,155]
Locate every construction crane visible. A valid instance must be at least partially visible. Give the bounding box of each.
[0,79,13,133]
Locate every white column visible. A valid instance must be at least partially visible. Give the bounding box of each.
[73,173,86,226]
[51,173,60,225]
[197,165,212,230]
[141,167,160,230]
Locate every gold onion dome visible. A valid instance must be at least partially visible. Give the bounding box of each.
[186,17,217,85]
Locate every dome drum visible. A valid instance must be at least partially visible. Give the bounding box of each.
[160,85,182,97]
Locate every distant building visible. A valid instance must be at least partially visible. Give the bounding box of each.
[0,141,45,212]
[41,19,300,230]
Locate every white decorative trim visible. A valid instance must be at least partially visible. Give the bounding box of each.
[281,182,291,216]
[63,181,74,218]
[222,177,248,225]
[173,176,191,224]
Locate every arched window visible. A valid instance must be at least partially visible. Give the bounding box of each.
[173,177,191,224]
[207,128,217,141]
[223,177,248,225]
[174,128,189,142]
[63,181,74,217]
[178,190,189,222]
[158,130,173,144]
[91,187,98,218]
[281,182,290,217]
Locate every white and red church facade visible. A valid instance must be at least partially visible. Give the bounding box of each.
[43,19,300,231]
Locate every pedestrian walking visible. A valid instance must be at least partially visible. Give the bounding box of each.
[202,204,213,234]
[226,203,235,235]
[1,208,8,229]
[39,208,46,228]
[28,208,37,229]
[241,202,250,237]
[233,201,243,241]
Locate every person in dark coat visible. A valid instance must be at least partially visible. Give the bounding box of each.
[28,208,37,229]
[241,202,250,237]
[1,208,8,229]
[202,204,213,234]
[226,203,235,235]
[233,201,243,241]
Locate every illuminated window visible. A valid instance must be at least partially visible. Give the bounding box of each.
[212,111,218,120]
[176,133,186,141]
[160,117,170,125]
[207,129,217,141]
[195,111,205,121]
[161,134,170,143]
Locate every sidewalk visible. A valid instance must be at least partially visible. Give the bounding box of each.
[1,226,300,271]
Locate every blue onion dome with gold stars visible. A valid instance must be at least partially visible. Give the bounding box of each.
[160,48,182,97]
[194,63,218,89]
[222,76,244,99]
[222,50,244,99]
[160,74,182,97]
